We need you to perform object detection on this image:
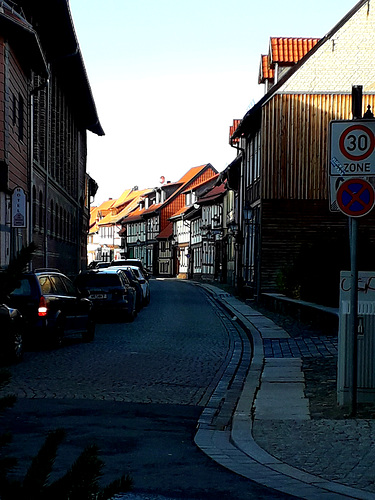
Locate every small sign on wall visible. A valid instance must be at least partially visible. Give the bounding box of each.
[11,187,26,228]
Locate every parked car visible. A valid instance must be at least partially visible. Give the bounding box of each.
[119,267,143,312]
[125,266,150,306]
[110,259,150,280]
[0,304,23,364]
[88,261,110,269]
[7,269,95,347]
[75,268,137,321]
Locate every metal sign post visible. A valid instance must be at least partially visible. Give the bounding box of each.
[328,86,375,415]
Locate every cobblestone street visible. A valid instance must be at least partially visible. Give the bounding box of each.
[0,279,289,500]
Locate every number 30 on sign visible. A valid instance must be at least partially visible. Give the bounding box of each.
[330,120,375,176]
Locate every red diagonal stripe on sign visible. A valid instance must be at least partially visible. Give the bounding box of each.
[346,184,368,209]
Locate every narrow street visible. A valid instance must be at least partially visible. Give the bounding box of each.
[0,279,291,499]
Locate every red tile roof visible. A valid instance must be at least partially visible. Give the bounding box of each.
[122,207,145,223]
[169,205,191,219]
[270,37,320,64]
[229,119,242,145]
[156,222,173,240]
[143,202,163,215]
[259,38,320,85]
[198,182,226,204]
[176,165,207,185]
[259,55,275,83]
[182,173,219,194]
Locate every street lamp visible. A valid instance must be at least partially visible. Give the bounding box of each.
[243,205,253,224]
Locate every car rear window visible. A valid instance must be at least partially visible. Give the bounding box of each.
[38,276,54,294]
[10,278,32,297]
[77,274,121,288]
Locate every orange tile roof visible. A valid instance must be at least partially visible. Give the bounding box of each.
[89,206,99,227]
[112,189,132,209]
[270,37,320,64]
[156,222,173,239]
[89,223,99,235]
[169,205,191,219]
[182,173,219,193]
[96,212,113,226]
[98,198,116,212]
[122,207,145,223]
[176,165,207,185]
[113,188,152,209]
[198,182,226,204]
[258,55,275,83]
[229,119,242,143]
[143,202,163,215]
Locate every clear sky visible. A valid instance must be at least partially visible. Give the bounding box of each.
[69,0,358,206]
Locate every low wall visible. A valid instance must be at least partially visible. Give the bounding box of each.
[260,292,339,335]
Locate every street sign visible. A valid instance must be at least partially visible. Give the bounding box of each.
[11,187,26,228]
[336,178,375,217]
[330,120,375,176]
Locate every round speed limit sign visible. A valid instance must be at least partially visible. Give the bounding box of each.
[339,124,375,161]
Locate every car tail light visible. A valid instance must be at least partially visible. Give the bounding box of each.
[38,296,48,317]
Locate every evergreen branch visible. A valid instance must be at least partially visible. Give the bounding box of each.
[22,428,66,499]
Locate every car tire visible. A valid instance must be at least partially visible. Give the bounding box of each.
[82,318,95,342]
[53,321,65,348]
[11,328,24,363]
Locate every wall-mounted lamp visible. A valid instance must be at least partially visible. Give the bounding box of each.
[243,206,253,224]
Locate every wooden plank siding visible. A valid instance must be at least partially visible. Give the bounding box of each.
[260,199,375,296]
[261,93,375,201]
[7,44,28,192]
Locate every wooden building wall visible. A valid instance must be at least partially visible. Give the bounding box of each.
[261,93,375,200]
[0,40,29,193]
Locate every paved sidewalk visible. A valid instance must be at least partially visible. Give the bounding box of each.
[195,284,375,500]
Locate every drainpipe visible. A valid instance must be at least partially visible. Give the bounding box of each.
[43,65,51,268]
[30,71,50,269]
[230,136,245,289]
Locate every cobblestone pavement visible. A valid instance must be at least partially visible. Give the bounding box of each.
[1,280,294,499]
[250,314,375,494]
[1,284,231,405]
[253,419,375,493]
[263,336,338,358]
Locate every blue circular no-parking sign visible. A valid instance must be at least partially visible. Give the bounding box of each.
[336,178,375,217]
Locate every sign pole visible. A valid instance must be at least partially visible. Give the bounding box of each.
[349,85,362,416]
[349,217,358,416]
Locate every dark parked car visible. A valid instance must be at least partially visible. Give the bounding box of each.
[7,269,95,347]
[110,259,150,280]
[119,267,143,312]
[88,261,110,269]
[75,268,137,321]
[0,304,23,364]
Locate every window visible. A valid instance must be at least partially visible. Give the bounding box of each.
[55,205,59,238]
[50,200,54,236]
[39,190,43,232]
[38,276,53,294]
[18,94,24,141]
[32,186,37,231]
[50,276,67,296]
[61,276,77,296]
[11,92,17,126]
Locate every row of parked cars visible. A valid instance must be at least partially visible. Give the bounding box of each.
[0,259,150,365]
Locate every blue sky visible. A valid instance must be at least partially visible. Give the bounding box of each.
[69,0,358,205]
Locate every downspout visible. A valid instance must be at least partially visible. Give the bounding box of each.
[230,136,245,289]
[44,65,51,268]
[30,71,50,269]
